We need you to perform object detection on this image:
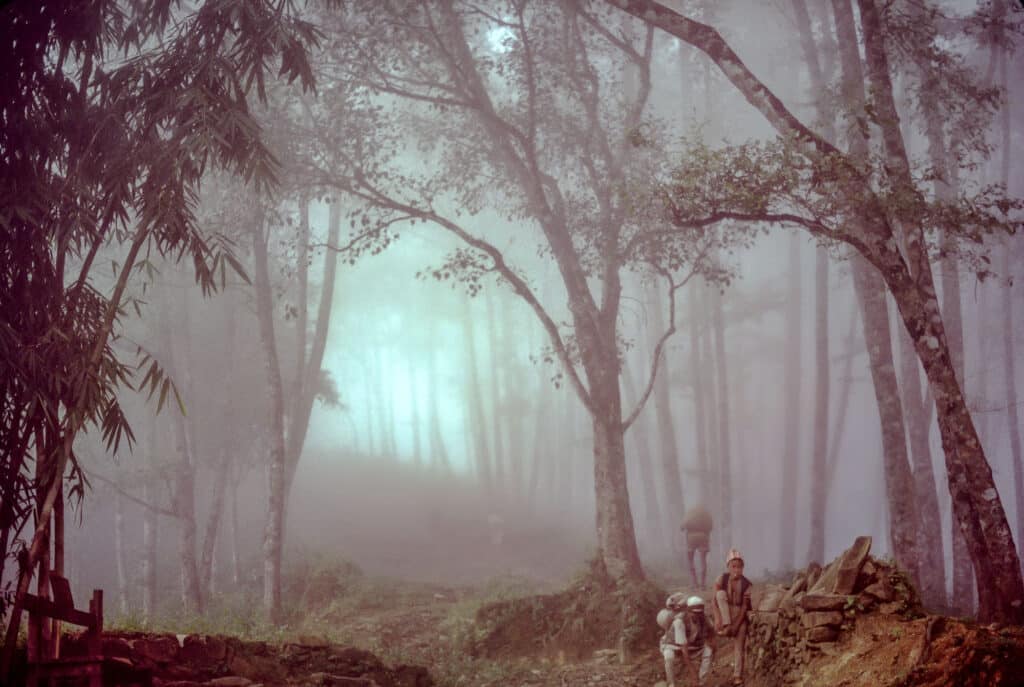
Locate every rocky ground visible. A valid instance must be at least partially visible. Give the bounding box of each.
[17,538,1024,686]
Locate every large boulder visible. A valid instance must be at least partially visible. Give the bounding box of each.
[809,536,872,595]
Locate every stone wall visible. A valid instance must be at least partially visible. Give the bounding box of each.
[52,632,434,687]
[746,536,920,685]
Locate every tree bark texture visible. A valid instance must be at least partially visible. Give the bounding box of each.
[253,206,286,624]
[851,255,921,586]
[622,357,665,551]
[998,50,1023,572]
[899,323,948,608]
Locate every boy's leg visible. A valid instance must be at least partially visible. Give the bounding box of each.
[733,620,748,681]
[662,647,678,687]
[698,645,713,683]
[715,590,732,627]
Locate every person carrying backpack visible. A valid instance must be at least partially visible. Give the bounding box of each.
[658,593,715,687]
[712,548,752,686]
[680,504,713,588]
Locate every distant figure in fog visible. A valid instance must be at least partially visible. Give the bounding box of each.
[680,504,713,588]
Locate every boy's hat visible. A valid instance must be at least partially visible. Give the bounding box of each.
[726,548,744,565]
[686,595,705,611]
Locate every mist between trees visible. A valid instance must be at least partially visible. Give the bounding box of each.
[3,0,1024,652]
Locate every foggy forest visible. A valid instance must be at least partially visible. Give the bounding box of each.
[2,1,1024,686]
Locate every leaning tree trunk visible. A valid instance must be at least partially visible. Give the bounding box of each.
[915,20,967,609]
[856,0,1020,619]
[851,255,921,585]
[899,323,947,609]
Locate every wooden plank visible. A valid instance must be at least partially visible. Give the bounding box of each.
[48,573,74,610]
[22,594,95,628]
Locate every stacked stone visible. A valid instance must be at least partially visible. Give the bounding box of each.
[68,633,433,687]
[746,536,917,685]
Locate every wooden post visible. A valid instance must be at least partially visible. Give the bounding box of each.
[52,485,63,658]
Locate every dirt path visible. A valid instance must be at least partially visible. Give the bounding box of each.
[315,580,750,686]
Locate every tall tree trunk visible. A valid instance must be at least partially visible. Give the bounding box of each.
[427,320,451,472]
[526,372,552,512]
[825,301,860,495]
[363,366,376,456]
[463,296,492,491]
[201,301,236,595]
[622,357,666,551]
[285,198,342,486]
[253,205,286,624]
[998,50,1023,571]
[790,0,833,566]
[648,283,685,530]
[899,322,948,608]
[710,285,733,554]
[200,448,231,594]
[229,477,241,587]
[688,287,710,494]
[408,354,422,467]
[142,477,158,622]
[114,491,129,615]
[486,288,506,495]
[167,322,203,614]
[780,233,803,570]
[851,256,921,585]
[807,246,830,564]
[591,401,644,581]
[700,285,722,563]
[832,0,920,588]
